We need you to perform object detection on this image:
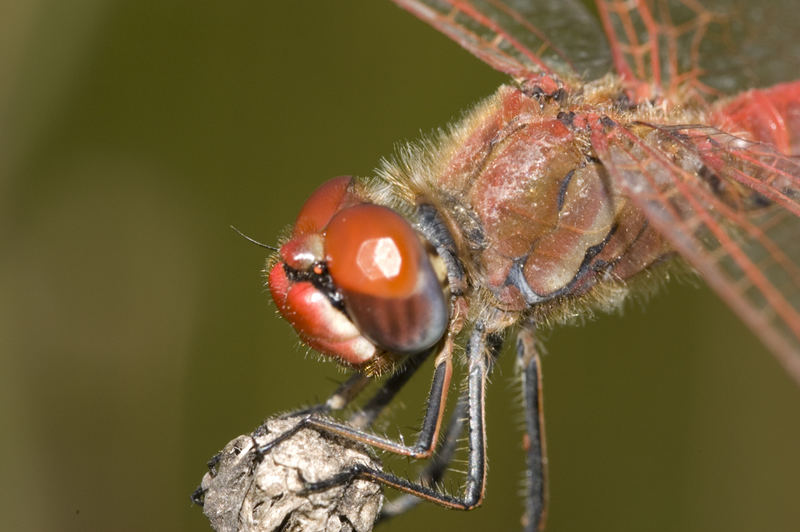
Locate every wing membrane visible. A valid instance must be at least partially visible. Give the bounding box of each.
[391,0,611,82]
[393,1,800,98]
[593,121,800,383]
[697,0,800,92]
[596,0,723,98]
[597,0,800,96]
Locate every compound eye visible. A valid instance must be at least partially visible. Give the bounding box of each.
[325,204,448,354]
[293,176,352,236]
[325,204,420,297]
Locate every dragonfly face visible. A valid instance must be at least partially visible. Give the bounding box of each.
[269,176,450,372]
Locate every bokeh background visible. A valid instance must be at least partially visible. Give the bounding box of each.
[2,1,799,531]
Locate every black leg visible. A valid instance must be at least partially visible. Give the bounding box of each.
[258,348,431,456]
[278,343,436,425]
[301,322,503,511]
[258,336,454,459]
[348,342,437,429]
[517,325,548,532]
[278,372,372,419]
[380,388,469,519]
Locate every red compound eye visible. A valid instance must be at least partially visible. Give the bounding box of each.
[324,204,448,354]
[325,205,421,298]
[293,176,352,237]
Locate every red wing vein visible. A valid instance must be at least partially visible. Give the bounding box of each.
[668,127,800,216]
[484,0,574,70]
[392,0,554,79]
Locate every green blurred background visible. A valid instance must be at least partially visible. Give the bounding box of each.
[2,1,799,531]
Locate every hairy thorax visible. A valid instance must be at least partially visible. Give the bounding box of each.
[370,79,695,324]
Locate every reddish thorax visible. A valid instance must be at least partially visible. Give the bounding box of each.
[430,84,670,311]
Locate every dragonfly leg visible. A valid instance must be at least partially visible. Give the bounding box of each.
[281,338,436,423]
[516,323,548,532]
[379,389,469,519]
[348,340,439,430]
[258,335,454,459]
[302,322,503,511]
[277,372,372,419]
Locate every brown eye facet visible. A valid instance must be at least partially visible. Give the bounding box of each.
[324,204,448,354]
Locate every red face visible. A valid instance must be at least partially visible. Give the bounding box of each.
[268,177,449,368]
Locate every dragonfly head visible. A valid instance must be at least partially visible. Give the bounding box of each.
[268,176,449,372]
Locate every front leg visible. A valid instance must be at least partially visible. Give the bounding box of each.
[380,386,469,519]
[303,322,504,511]
[259,336,454,460]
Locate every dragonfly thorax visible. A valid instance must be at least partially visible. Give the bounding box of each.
[372,84,674,324]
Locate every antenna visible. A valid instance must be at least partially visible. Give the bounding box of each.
[230,225,280,251]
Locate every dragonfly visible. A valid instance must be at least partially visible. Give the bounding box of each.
[258,1,800,530]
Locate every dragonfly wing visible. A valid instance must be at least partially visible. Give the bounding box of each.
[593,121,800,384]
[390,0,611,82]
[595,0,733,97]
[597,0,800,98]
[392,1,800,99]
